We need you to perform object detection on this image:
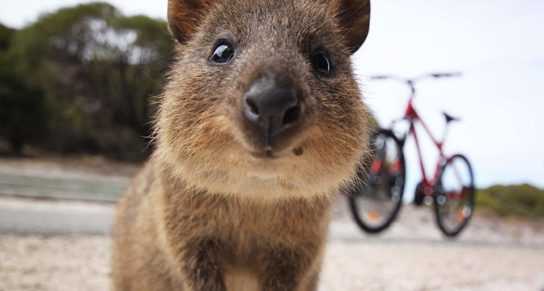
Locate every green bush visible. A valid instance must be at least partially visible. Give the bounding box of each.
[0,66,47,154]
[1,2,174,160]
[477,184,544,218]
[0,24,48,154]
[0,23,13,50]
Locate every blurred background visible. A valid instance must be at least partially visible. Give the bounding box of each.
[0,1,543,291]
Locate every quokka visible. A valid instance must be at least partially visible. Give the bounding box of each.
[112,0,371,290]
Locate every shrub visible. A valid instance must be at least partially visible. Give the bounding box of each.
[477,184,544,218]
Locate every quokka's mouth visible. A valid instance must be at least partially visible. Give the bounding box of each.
[249,150,277,160]
[248,145,304,160]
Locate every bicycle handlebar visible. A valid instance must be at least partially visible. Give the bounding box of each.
[369,72,462,82]
[369,75,393,80]
[368,72,462,97]
[429,72,462,79]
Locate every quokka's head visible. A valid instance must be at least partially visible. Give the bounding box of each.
[157,0,371,200]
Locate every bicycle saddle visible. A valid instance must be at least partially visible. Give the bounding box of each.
[443,112,460,123]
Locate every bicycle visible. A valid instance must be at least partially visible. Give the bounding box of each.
[347,73,476,238]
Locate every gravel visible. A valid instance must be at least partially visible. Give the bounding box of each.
[1,207,543,291]
[1,158,543,291]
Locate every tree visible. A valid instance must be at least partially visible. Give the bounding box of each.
[0,23,14,50]
[9,2,174,160]
[0,23,48,155]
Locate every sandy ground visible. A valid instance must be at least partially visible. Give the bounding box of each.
[1,199,544,291]
[1,228,544,291]
[1,157,544,291]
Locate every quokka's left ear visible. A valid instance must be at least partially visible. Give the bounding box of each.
[333,0,371,54]
[168,0,217,44]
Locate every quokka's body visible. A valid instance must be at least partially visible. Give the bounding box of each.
[112,0,371,290]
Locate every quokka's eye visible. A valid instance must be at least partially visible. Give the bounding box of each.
[209,40,235,64]
[311,50,333,76]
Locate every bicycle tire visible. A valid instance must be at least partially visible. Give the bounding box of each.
[433,154,475,238]
[348,129,406,234]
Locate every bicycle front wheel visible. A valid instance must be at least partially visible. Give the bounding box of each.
[433,154,475,238]
[348,129,405,234]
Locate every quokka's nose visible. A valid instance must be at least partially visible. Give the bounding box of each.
[243,76,302,144]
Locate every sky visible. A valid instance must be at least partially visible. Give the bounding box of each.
[1,0,543,192]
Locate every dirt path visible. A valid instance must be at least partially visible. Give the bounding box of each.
[1,224,543,291]
[1,198,543,291]
[1,157,543,290]
[0,157,133,203]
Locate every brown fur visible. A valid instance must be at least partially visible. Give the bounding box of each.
[112,0,371,290]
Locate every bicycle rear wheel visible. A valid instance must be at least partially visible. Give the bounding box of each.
[348,129,405,234]
[433,154,475,238]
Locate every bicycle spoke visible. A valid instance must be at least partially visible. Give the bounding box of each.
[434,154,475,237]
[348,129,405,234]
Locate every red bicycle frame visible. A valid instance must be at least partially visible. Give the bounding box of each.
[402,95,447,196]
[368,73,467,201]
[347,73,475,237]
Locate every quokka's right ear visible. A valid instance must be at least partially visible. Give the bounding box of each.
[333,0,371,54]
[168,0,215,44]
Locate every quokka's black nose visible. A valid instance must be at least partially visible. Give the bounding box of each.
[243,75,302,144]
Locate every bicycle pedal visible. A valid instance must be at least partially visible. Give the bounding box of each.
[413,194,425,206]
[413,182,425,206]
